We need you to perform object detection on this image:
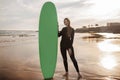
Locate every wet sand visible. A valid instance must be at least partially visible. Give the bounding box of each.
[0,32,120,80]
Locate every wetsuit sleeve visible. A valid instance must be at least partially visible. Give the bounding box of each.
[71,29,74,45]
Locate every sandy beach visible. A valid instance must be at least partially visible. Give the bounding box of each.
[0,31,120,80]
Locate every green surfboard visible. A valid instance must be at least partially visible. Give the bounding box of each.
[39,2,58,79]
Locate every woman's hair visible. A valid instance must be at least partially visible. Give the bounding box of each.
[64,18,70,26]
[64,18,72,37]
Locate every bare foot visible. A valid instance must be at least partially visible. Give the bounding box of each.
[63,72,68,77]
[78,72,82,79]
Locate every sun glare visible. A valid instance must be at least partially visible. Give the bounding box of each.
[98,40,120,52]
[100,55,117,70]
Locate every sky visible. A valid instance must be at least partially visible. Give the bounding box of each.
[0,0,120,30]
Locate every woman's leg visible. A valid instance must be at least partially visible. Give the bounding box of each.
[68,46,79,72]
[68,47,82,78]
[60,46,68,72]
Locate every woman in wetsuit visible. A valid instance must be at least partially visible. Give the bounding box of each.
[58,18,82,78]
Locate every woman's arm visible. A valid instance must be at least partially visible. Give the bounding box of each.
[71,29,74,45]
[58,28,63,37]
[58,30,62,37]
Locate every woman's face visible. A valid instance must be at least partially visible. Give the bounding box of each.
[64,19,69,27]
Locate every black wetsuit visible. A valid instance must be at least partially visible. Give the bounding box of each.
[58,27,79,72]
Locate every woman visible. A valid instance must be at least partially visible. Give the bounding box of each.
[58,18,82,78]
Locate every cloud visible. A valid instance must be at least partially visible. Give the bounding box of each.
[0,0,120,30]
[54,0,95,28]
[56,0,93,9]
[0,0,41,30]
